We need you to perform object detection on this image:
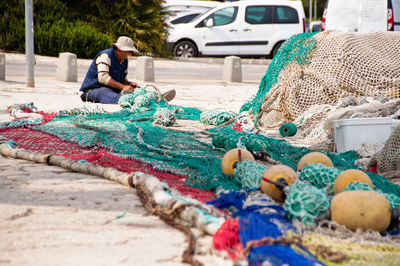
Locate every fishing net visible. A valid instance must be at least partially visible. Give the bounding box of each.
[240,32,318,117]
[299,163,342,194]
[209,191,324,265]
[30,110,242,191]
[212,219,243,259]
[200,110,236,126]
[240,31,400,151]
[244,31,400,126]
[210,125,359,171]
[368,126,400,178]
[300,231,400,265]
[2,31,400,265]
[233,161,266,190]
[153,108,176,126]
[0,127,215,203]
[285,181,330,226]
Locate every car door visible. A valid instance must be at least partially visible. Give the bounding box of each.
[238,5,275,55]
[195,6,240,55]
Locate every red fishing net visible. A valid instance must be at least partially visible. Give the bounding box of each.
[0,127,215,203]
[213,219,243,259]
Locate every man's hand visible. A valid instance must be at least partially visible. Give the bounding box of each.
[121,84,135,94]
[128,81,139,88]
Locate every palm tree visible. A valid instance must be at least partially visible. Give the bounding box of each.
[64,0,169,56]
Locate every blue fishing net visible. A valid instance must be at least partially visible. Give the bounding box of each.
[208,191,323,265]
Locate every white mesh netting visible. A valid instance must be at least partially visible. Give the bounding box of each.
[255,31,400,151]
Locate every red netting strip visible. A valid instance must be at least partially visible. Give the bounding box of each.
[0,127,215,203]
[213,218,243,259]
[20,108,58,124]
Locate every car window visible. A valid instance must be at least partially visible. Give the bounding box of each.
[196,7,238,27]
[275,6,299,23]
[245,6,273,24]
[171,13,200,24]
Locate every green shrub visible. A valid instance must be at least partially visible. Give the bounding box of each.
[35,19,114,58]
[0,0,25,52]
[0,0,113,58]
[0,0,168,58]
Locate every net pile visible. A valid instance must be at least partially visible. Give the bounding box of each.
[241,31,400,150]
[297,221,400,265]
[210,190,400,265]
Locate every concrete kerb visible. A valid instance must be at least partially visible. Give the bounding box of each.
[3,52,271,66]
[159,56,272,65]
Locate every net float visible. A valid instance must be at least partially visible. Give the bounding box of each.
[221,148,255,176]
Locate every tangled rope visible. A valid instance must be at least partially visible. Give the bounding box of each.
[135,183,202,266]
[153,108,176,126]
[240,235,347,264]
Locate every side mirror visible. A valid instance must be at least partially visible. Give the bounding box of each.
[206,18,214,27]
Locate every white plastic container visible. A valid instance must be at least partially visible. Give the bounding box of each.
[334,117,400,153]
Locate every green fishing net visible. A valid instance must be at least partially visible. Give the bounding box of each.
[285,181,330,226]
[366,172,400,196]
[210,126,359,171]
[118,87,158,108]
[34,109,241,191]
[240,32,318,117]
[200,110,236,126]
[299,163,342,195]
[153,108,176,126]
[234,161,266,190]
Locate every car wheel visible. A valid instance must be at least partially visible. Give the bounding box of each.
[272,42,283,58]
[173,41,198,57]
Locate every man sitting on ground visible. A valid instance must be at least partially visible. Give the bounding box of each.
[80,36,175,104]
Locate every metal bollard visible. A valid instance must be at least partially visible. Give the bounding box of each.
[56,52,77,82]
[223,56,242,82]
[135,56,155,82]
[0,53,5,80]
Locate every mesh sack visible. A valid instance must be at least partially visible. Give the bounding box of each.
[234,160,266,190]
[285,181,330,226]
[299,163,342,194]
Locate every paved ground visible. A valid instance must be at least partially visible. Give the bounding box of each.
[0,53,268,265]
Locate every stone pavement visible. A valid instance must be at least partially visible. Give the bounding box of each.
[0,53,268,265]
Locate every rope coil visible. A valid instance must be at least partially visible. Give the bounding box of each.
[279,123,297,137]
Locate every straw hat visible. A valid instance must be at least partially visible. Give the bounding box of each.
[111,36,138,53]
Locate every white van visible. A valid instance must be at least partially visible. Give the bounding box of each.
[392,0,400,31]
[164,0,221,15]
[321,0,399,32]
[167,0,306,58]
